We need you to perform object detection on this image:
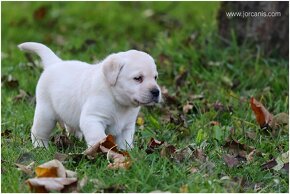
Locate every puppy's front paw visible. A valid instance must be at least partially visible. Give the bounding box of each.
[31,133,49,148]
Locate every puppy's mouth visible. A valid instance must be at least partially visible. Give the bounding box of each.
[134,99,158,106]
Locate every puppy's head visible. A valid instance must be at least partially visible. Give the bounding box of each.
[102,50,161,107]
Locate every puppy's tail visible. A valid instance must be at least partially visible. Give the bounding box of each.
[18,42,62,68]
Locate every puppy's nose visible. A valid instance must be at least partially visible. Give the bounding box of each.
[150,88,160,98]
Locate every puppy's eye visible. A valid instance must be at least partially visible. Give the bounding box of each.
[154,76,158,80]
[133,76,143,83]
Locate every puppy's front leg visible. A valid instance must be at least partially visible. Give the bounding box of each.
[80,115,107,147]
[116,123,135,150]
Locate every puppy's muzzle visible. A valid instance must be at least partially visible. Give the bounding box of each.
[150,88,160,103]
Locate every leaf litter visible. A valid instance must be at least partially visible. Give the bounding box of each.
[83,135,132,170]
[25,159,77,192]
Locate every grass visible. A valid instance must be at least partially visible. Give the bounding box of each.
[1,1,289,193]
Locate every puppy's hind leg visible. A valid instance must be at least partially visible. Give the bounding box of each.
[31,103,56,148]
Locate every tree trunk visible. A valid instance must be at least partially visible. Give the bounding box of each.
[217,2,289,59]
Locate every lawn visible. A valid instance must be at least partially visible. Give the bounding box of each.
[1,1,289,193]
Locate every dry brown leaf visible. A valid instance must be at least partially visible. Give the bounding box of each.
[188,166,198,174]
[15,162,34,176]
[1,129,12,138]
[146,138,165,154]
[26,177,77,192]
[175,70,188,88]
[183,102,193,114]
[269,112,289,130]
[161,86,180,106]
[83,135,131,169]
[209,121,220,126]
[246,149,256,162]
[35,167,58,178]
[223,154,239,168]
[223,138,254,157]
[83,135,116,158]
[261,151,289,173]
[53,134,73,150]
[250,97,273,128]
[65,170,77,178]
[261,158,278,170]
[1,75,19,88]
[160,143,177,158]
[36,159,66,178]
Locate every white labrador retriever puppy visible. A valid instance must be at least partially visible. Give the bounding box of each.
[18,42,161,150]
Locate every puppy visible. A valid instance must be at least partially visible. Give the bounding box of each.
[18,42,161,150]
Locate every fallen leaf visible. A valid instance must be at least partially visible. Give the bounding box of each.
[173,146,194,163]
[269,112,289,130]
[160,143,177,158]
[26,159,78,192]
[136,116,144,126]
[1,75,19,89]
[183,102,193,114]
[254,182,263,192]
[194,148,206,162]
[35,167,58,178]
[145,138,165,154]
[261,159,278,170]
[213,101,233,113]
[36,159,66,178]
[15,162,34,176]
[223,154,239,168]
[209,121,220,126]
[250,97,273,128]
[53,134,73,150]
[1,129,12,138]
[26,177,77,192]
[282,163,289,173]
[223,138,254,156]
[246,149,256,162]
[188,166,198,174]
[169,113,188,128]
[65,170,77,178]
[261,151,289,174]
[161,86,180,106]
[83,135,116,158]
[175,70,188,88]
[83,135,131,169]
[272,151,289,171]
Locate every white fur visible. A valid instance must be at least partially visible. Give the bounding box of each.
[18,42,161,150]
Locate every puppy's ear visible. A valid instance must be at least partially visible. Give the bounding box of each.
[102,54,124,86]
